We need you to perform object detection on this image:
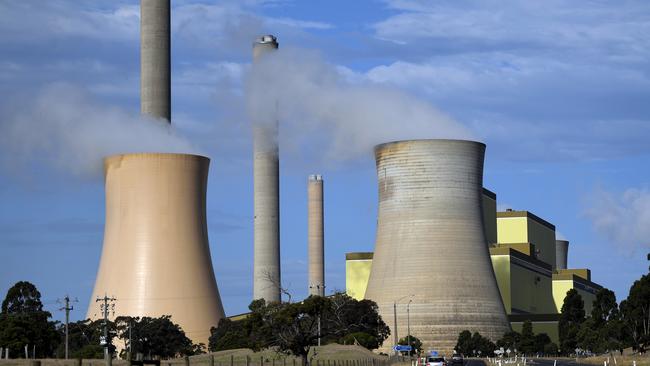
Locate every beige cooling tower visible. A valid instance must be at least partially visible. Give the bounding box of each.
[87,153,225,345]
[364,140,510,354]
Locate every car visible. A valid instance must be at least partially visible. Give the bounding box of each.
[427,357,446,366]
[450,355,463,365]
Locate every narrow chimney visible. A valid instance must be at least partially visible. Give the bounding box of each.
[252,35,281,302]
[555,240,569,270]
[308,174,325,296]
[141,0,171,122]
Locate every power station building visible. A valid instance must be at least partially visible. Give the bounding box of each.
[347,188,603,347]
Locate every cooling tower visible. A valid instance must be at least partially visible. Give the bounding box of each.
[364,140,510,354]
[556,240,569,270]
[141,0,170,121]
[252,35,282,302]
[308,174,325,296]
[87,153,225,345]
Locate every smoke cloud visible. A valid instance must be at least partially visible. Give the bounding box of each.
[245,47,473,163]
[0,83,196,177]
[583,187,650,254]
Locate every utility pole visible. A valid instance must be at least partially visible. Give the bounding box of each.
[96,295,116,364]
[58,295,78,359]
[407,299,412,356]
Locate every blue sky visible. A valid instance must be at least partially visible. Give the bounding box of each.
[0,0,649,323]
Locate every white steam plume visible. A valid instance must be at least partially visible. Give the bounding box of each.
[0,83,196,177]
[583,187,650,254]
[245,47,473,163]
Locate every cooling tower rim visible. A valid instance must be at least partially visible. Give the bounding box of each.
[556,239,570,244]
[374,139,485,152]
[103,152,210,164]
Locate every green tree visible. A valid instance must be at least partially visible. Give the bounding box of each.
[55,319,109,359]
[243,293,389,365]
[0,281,59,358]
[518,321,535,355]
[496,331,521,351]
[578,288,623,354]
[208,318,250,352]
[455,331,495,357]
[397,335,422,355]
[559,289,585,355]
[620,272,650,351]
[341,332,383,350]
[533,333,551,354]
[455,330,473,356]
[115,315,198,359]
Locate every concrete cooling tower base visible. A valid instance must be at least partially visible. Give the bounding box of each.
[364,140,511,355]
[88,153,225,346]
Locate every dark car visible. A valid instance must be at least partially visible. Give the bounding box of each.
[450,355,463,366]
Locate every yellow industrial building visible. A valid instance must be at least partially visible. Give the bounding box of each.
[346,188,602,344]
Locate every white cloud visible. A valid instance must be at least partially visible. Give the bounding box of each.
[583,187,650,254]
[0,83,196,177]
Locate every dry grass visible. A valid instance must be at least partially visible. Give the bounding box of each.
[580,354,650,366]
[0,344,388,366]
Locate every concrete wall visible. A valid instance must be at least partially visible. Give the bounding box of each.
[527,219,556,270]
[364,140,510,355]
[497,211,556,269]
[88,153,225,346]
[490,248,555,315]
[345,253,373,300]
[552,276,600,315]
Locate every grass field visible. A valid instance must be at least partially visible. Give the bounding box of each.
[0,344,390,366]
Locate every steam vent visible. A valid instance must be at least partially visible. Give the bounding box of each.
[87,153,225,345]
[364,140,511,354]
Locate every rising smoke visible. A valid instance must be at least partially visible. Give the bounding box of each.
[0,83,196,177]
[245,47,474,164]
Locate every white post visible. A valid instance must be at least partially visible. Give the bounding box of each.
[613,357,616,365]
[553,360,556,366]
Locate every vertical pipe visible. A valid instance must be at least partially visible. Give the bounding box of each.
[252,35,281,303]
[555,240,569,270]
[308,174,325,296]
[140,0,171,121]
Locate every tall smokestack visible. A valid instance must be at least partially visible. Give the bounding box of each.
[252,35,281,303]
[141,0,171,121]
[556,240,569,270]
[308,174,324,296]
[364,140,511,354]
[87,153,225,346]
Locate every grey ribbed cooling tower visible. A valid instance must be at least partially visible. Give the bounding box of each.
[88,153,225,346]
[364,140,511,354]
[308,174,325,296]
[140,0,170,121]
[556,240,569,270]
[252,35,281,302]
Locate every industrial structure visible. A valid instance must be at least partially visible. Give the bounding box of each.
[87,154,225,344]
[363,139,511,354]
[252,35,282,303]
[347,189,603,346]
[79,0,609,355]
[308,175,325,296]
[87,0,225,347]
[140,0,170,121]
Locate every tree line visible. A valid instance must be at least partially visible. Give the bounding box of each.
[208,293,390,366]
[454,267,650,357]
[0,281,204,359]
